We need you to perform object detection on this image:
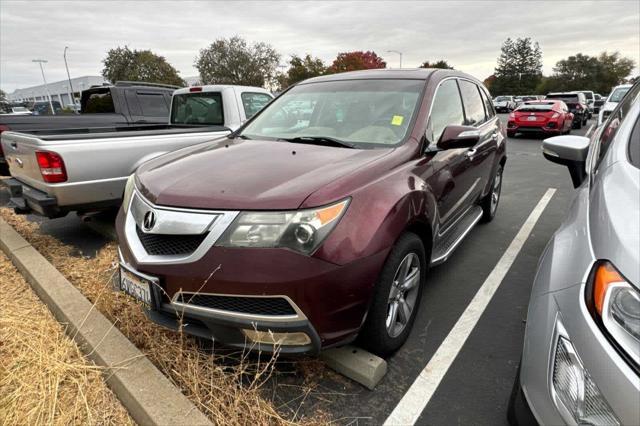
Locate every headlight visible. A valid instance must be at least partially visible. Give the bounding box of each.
[216,199,349,255]
[587,261,640,366]
[122,174,136,213]
[551,112,560,119]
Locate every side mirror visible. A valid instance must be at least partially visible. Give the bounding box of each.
[436,125,480,150]
[542,135,590,188]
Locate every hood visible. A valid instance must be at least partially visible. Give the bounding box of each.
[136,137,393,210]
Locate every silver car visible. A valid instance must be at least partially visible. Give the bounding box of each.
[509,81,640,425]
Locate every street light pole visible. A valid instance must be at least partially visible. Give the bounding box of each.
[63,47,76,110]
[387,50,403,69]
[32,59,55,115]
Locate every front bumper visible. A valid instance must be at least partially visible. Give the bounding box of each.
[116,207,387,355]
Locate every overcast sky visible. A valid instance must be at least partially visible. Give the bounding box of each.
[1,0,638,93]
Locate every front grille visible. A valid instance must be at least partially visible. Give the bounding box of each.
[136,226,208,256]
[174,293,297,316]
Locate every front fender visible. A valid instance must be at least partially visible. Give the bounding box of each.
[130,151,170,174]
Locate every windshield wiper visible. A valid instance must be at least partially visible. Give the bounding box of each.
[235,134,252,140]
[280,136,356,149]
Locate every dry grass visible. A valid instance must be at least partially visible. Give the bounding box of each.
[0,251,134,425]
[0,209,325,425]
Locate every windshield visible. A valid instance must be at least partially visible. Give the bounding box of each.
[495,96,510,102]
[171,92,224,125]
[610,87,630,103]
[239,79,424,148]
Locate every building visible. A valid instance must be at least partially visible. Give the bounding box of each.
[8,75,107,105]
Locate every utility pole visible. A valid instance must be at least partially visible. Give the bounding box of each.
[387,50,403,69]
[32,59,55,115]
[63,47,76,111]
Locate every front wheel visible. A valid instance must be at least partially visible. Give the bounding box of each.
[358,233,426,357]
[480,164,503,223]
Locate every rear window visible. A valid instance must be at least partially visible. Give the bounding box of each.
[610,87,631,103]
[241,92,272,119]
[83,92,115,113]
[517,103,554,112]
[546,94,578,104]
[171,92,224,126]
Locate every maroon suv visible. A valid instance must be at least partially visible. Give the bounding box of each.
[116,69,506,357]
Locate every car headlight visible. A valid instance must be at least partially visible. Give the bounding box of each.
[551,112,560,119]
[216,199,349,255]
[587,261,640,367]
[122,174,136,213]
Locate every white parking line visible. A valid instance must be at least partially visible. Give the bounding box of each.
[585,123,595,137]
[384,188,557,426]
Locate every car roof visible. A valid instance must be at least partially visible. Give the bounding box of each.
[173,85,272,95]
[299,68,462,85]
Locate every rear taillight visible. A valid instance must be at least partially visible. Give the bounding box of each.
[189,87,203,92]
[35,151,67,183]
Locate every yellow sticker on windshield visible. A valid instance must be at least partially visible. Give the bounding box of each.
[391,115,404,126]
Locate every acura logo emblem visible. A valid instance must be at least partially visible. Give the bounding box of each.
[142,210,156,232]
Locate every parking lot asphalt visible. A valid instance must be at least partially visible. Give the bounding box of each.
[0,115,591,424]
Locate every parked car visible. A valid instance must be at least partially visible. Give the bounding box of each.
[508,81,639,425]
[30,100,63,116]
[494,95,517,112]
[0,82,181,175]
[598,84,632,126]
[115,69,507,357]
[1,85,272,218]
[519,95,540,102]
[1,106,32,116]
[506,100,573,137]
[545,92,589,128]
[593,93,605,113]
[572,90,595,118]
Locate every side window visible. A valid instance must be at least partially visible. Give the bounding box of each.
[458,80,487,126]
[595,83,640,169]
[428,79,465,143]
[241,92,273,119]
[137,92,169,117]
[480,87,495,118]
[84,92,115,113]
[629,116,640,169]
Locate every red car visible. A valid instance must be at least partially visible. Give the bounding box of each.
[507,100,573,137]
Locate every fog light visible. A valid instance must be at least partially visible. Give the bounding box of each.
[552,336,620,425]
[242,329,311,346]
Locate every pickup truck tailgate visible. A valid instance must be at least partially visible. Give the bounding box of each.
[0,132,46,189]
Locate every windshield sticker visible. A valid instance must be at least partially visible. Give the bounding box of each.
[391,115,404,126]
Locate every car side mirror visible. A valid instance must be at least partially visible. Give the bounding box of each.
[436,125,480,150]
[542,135,590,188]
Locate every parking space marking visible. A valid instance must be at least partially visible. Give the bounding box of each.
[585,123,595,137]
[384,188,557,426]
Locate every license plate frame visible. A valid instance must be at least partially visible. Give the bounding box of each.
[119,264,157,308]
[527,116,537,121]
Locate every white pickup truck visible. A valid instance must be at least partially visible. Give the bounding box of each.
[1,85,273,218]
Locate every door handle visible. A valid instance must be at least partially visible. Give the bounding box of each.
[466,148,477,158]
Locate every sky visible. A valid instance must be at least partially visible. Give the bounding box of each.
[1,0,638,93]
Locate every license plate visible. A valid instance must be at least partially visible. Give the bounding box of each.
[527,116,537,121]
[120,266,153,307]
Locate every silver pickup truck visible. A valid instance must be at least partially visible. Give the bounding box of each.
[1,85,273,218]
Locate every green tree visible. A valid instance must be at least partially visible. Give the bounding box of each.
[491,37,543,95]
[195,36,280,87]
[286,54,326,86]
[0,89,7,102]
[102,46,185,86]
[419,60,454,69]
[326,51,386,74]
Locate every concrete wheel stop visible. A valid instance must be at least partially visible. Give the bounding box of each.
[321,345,388,390]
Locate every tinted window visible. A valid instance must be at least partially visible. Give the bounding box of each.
[171,92,224,125]
[138,92,168,117]
[546,94,579,104]
[241,92,272,119]
[84,92,115,113]
[629,116,640,169]
[429,79,465,142]
[459,80,486,126]
[480,87,495,118]
[595,83,640,169]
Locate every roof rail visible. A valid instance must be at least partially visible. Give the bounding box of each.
[115,81,181,89]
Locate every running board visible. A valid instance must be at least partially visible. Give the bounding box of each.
[430,206,483,266]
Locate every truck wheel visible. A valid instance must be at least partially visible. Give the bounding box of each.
[358,233,426,358]
[480,164,503,223]
[507,130,516,138]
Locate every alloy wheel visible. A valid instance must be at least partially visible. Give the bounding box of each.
[386,253,421,338]
[491,168,503,215]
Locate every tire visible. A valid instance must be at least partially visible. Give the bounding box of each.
[480,164,503,223]
[358,233,426,358]
[575,118,582,130]
[507,131,516,138]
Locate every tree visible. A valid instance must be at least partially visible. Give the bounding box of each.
[102,46,185,86]
[326,51,386,74]
[419,60,454,69]
[0,89,7,102]
[286,54,326,85]
[483,75,497,92]
[491,37,543,95]
[195,36,280,88]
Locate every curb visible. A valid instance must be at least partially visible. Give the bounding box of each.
[0,217,212,426]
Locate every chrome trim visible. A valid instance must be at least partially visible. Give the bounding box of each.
[431,206,483,266]
[124,190,240,265]
[170,291,307,323]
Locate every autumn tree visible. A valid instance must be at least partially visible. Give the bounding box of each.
[419,60,454,69]
[491,37,543,95]
[102,46,185,86]
[326,51,386,74]
[195,36,280,87]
